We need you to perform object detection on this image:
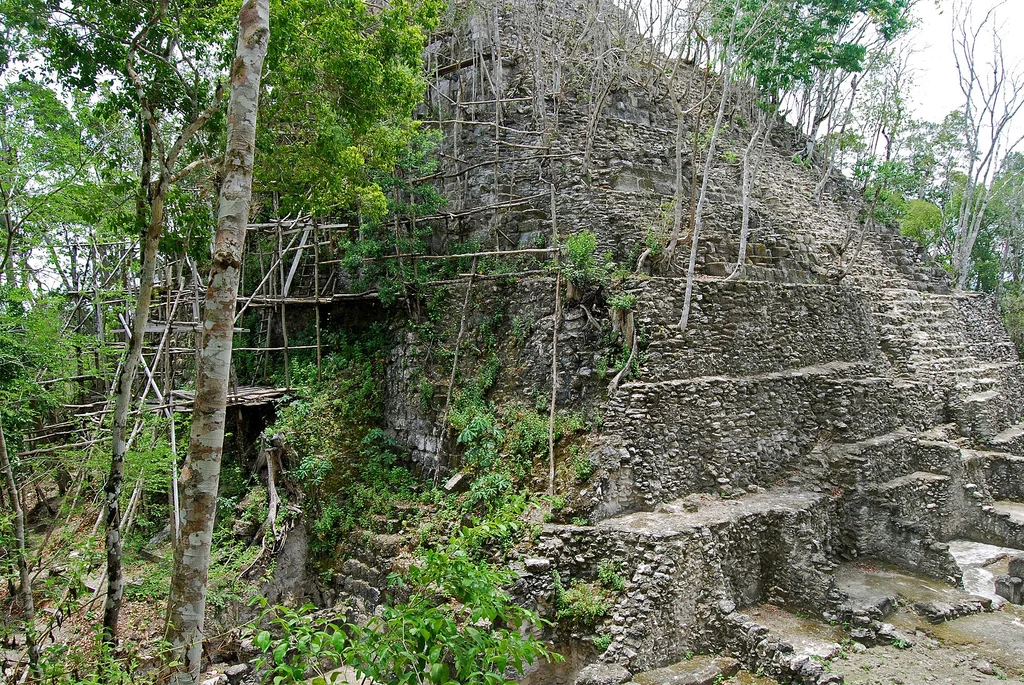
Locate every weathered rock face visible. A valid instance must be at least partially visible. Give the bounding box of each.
[360,0,1024,678]
[995,556,1024,605]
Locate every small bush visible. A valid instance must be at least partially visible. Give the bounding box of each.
[554,575,612,626]
[572,451,596,482]
[608,292,637,311]
[598,560,625,592]
[464,471,513,513]
[592,633,612,653]
[1001,288,1024,355]
[251,521,562,684]
[563,231,612,290]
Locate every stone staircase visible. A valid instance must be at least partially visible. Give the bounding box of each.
[535,252,1024,678]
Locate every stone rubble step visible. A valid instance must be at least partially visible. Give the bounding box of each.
[826,429,958,478]
[833,559,992,631]
[830,427,916,453]
[619,360,872,391]
[599,488,824,537]
[872,471,950,495]
[948,538,1024,606]
[991,423,1024,454]
[993,501,1024,524]
[716,605,845,684]
[629,656,740,685]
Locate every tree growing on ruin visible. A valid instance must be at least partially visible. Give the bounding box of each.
[949,0,1024,290]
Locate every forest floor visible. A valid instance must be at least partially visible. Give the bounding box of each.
[1,493,265,679]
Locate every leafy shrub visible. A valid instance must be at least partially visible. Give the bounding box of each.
[464,471,513,513]
[608,291,637,311]
[1001,287,1024,355]
[552,571,611,627]
[592,633,612,653]
[597,560,625,592]
[251,523,562,684]
[562,231,611,290]
[572,451,595,482]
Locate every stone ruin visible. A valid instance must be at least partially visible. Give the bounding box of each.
[996,556,1024,605]
[328,0,1024,682]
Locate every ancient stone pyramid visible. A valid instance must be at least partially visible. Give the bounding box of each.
[383,0,1024,680]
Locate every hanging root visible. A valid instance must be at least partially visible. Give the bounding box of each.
[242,434,290,578]
[607,334,638,394]
[635,247,652,273]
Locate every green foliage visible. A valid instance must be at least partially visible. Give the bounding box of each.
[251,522,561,685]
[591,633,612,653]
[30,634,157,684]
[562,231,612,291]
[252,0,447,305]
[551,571,612,627]
[1001,287,1024,355]
[572,449,596,482]
[447,356,589,486]
[0,285,72,441]
[608,292,637,312]
[716,0,912,103]
[259,0,441,215]
[899,199,943,247]
[464,471,514,513]
[510,316,529,346]
[269,326,423,555]
[597,561,625,592]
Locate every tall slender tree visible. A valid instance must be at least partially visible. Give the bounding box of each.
[949,0,1024,289]
[163,1,269,681]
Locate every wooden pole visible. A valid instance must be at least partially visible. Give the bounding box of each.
[277,220,290,389]
[313,221,322,382]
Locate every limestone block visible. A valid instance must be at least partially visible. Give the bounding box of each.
[995,574,1023,605]
[1009,555,1024,579]
[632,656,740,685]
[574,663,633,685]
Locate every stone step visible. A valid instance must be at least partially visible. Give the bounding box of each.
[630,656,740,685]
[601,368,945,512]
[623,360,874,390]
[993,501,1024,524]
[828,431,961,487]
[991,423,1024,456]
[841,471,963,583]
[961,449,1023,503]
[950,382,1024,443]
[834,559,992,631]
[908,360,1018,374]
[533,488,839,673]
[873,470,950,494]
[600,488,825,537]
[714,605,846,684]
[977,502,1024,554]
[628,279,882,381]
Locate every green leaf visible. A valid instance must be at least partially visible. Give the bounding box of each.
[255,630,272,651]
[273,640,289,665]
[428,663,450,684]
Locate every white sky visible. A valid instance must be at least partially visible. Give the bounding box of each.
[907,0,1024,126]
